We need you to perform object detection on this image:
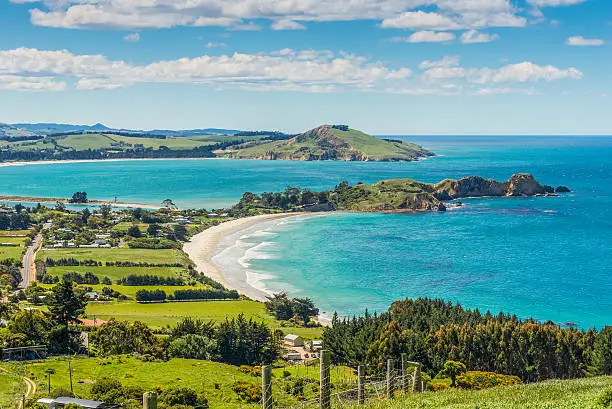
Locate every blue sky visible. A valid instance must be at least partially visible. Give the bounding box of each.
[0,0,611,134]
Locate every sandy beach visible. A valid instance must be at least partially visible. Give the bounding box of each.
[183,213,304,301]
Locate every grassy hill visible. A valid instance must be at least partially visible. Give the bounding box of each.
[220,125,434,162]
[355,376,612,409]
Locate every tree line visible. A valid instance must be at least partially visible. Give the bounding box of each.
[322,298,612,382]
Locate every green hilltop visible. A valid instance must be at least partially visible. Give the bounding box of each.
[219,124,435,162]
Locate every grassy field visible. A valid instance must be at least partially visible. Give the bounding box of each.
[0,234,26,261]
[357,376,612,409]
[1,356,354,409]
[108,135,210,150]
[84,298,324,338]
[46,266,184,281]
[55,134,116,151]
[0,370,22,408]
[38,248,189,265]
[111,221,149,234]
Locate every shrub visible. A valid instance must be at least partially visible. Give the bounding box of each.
[456,372,522,390]
[231,381,261,403]
[173,288,239,301]
[598,390,612,408]
[167,334,218,360]
[239,365,261,377]
[160,387,199,407]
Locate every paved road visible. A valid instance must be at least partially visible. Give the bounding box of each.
[19,233,43,289]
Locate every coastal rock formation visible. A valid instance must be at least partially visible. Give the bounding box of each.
[434,174,555,200]
[222,125,434,162]
[556,186,571,193]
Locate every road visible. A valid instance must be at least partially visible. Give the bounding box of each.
[0,367,37,409]
[19,232,43,289]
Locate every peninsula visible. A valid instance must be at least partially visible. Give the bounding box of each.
[219,125,434,162]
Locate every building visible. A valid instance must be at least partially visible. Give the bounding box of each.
[37,397,105,409]
[286,352,302,361]
[311,340,323,351]
[284,334,304,347]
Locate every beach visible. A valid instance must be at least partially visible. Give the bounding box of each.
[183,213,306,301]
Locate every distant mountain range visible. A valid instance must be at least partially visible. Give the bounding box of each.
[0,122,242,138]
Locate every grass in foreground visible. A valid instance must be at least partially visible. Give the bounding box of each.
[3,356,353,409]
[360,376,612,409]
[0,370,23,408]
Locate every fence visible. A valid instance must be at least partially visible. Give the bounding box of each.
[262,351,424,409]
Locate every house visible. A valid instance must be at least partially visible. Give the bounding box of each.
[94,239,107,246]
[284,334,304,347]
[286,352,302,361]
[206,213,219,219]
[37,397,105,409]
[85,291,98,300]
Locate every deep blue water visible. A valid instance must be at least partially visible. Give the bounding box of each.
[0,136,610,327]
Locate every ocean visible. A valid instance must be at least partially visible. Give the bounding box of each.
[1,135,610,327]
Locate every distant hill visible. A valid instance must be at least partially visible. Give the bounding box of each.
[8,123,241,137]
[0,124,41,139]
[219,125,434,162]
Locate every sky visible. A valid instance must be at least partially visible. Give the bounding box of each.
[0,0,611,134]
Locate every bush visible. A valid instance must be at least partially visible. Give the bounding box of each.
[160,387,201,407]
[239,365,262,377]
[167,334,218,360]
[173,288,239,301]
[119,275,184,286]
[49,388,74,398]
[231,381,261,403]
[135,289,166,302]
[127,238,180,249]
[456,372,522,390]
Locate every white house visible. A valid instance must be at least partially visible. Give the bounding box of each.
[286,352,302,361]
[311,340,323,351]
[284,334,304,347]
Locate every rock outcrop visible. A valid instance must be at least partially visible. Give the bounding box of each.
[434,173,556,201]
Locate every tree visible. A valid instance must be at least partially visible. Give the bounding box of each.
[173,224,187,241]
[147,223,161,237]
[81,208,91,224]
[99,204,112,219]
[438,360,467,387]
[265,293,295,321]
[168,334,218,360]
[292,297,319,326]
[47,279,88,327]
[7,310,52,346]
[162,199,177,210]
[69,192,88,203]
[594,326,612,375]
[126,226,142,238]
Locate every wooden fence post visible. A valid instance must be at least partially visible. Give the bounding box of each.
[357,365,365,405]
[386,359,396,399]
[143,392,157,409]
[412,364,422,393]
[400,353,408,394]
[262,365,273,409]
[320,350,331,409]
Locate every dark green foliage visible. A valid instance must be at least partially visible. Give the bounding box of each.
[47,279,88,326]
[172,225,187,241]
[126,226,142,238]
[438,361,467,387]
[90,320,163,358]
[172,288,239,301]
[62,271,100,285]
[217,314,279,366]
[90,378,144,404]
[324,298,598,382]
[0,212,31,230]
[118,274,184,286]
[167,334,218,360]
[160,387,202,407]
[69,192,88,203]
[598,390,612,407]
[135,289,167,302]
[265,293,319,326]
[170,317,216,339]
[594,327,612,375]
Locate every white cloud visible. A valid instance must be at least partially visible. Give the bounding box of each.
[0,47,412,92]
[566,36,605,46]
[381,11,461,30]
[228,22,261,31]
[419,56,459,69]
[473,87,536,96]
[271,20,307,30]
[205,42,227,48]
[527,0,585,7]
[123,32,140,42]
[0,75,67,91]
[14,0,530,30]
[423,61,582,84]
[461,30,499,44]
[395,31,456,43]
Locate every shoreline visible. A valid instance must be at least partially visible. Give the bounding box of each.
[0,158,228,168]
[183,213,309,302]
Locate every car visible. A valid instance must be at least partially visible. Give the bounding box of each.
[304,353,309,358]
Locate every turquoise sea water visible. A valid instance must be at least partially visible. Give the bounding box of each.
[0,136,610,327]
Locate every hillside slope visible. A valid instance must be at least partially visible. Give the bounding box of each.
[355,376,612,409]
[220,125,434,161]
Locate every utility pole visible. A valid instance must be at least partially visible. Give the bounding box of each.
[68,361,74,393]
